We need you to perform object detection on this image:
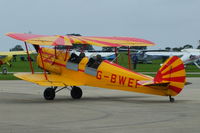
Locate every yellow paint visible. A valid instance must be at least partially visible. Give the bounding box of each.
[163,69,185,78]
[78,57,89,71]
[161,59,182,74]
[14,47,186,97]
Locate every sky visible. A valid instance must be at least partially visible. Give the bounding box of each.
[0,0,200,51]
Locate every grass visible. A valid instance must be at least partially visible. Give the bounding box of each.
[0,74,19,80]
[0,53,200,80]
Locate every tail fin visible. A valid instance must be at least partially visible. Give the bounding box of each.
[154,56,186,96]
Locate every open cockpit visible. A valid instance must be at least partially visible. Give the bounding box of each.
[66,51,103,76]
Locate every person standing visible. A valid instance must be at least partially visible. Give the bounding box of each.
[132,53,138,70]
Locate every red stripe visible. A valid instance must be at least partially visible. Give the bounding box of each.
[162,76,185,82]
[78,69,84,72]
[72,36,88,44]
[159,56,179,72]
[162,63,184,75]
[0,60,3,65]
[154,71,163,82]
[44,59,65,67]
[6,33,48,41]
[40,52,55,62]
[67,36,75,43]
[52,36,65,46]
[80,37,122,47]
[43,55,54,62]
[40,51,55,56]
[104,76,109,78]
[80,36,155,45]
[169,85,182,94]
[104,60,151,79]
[7,33,155,46]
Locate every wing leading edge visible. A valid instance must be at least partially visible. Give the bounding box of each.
[6,33,155,47]
[14,73,84,87]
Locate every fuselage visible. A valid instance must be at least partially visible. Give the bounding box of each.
[36,47,175,96]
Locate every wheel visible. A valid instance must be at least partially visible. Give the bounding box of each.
[169,96,175,103]
[43,87,55,100]
[71,86,82,99]
[2,67,8,75]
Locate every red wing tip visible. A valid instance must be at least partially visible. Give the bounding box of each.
[5,32,14,36]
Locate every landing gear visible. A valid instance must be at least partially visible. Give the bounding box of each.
[43,87,56,100]
[169,96,175,103]
[43,86,83,100]
[2,67,8,75]
[71,86,82,99]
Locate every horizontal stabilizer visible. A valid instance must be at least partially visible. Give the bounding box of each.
[14,73,83,87]
[185,82,192,85]
[138,80,169,87]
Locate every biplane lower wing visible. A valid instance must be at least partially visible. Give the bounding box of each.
[14,73,83,87]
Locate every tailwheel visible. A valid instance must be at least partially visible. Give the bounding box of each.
[71,86,82,99]
[169,96,175,103]
[43,87,56,100]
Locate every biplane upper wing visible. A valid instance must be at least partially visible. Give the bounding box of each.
[14,73,84,87]
[6,33,155,47]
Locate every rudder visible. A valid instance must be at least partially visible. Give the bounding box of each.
[154,56,186,96]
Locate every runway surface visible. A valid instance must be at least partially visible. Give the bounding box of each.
[0,78,200,133]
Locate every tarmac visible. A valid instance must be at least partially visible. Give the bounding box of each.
[0,78,199,133]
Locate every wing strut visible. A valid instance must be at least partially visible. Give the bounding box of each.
[128,46,131,69]
[38,47,48,80]
[64,46,70,61]
[115,47,118,64]
[194,61,200,69]
[54,46,57,59]
[24,42,34,74]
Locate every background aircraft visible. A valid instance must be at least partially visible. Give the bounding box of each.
[119,49,166,64]
[6,33,186,102]
[0,50,35,74]
[0,50,36,66]
[139,49,200,68]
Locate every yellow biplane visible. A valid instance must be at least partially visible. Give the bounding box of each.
[6,33,186,102]
[0,50,35,66]
[0,50,35,74]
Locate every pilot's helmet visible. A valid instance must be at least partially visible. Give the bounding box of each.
[96,54,102,61]
[79,53,85,58]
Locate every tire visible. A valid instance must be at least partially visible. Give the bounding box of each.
[2,67,8,75]
[71,86,82,99]
[43,87,55,100]
[170,97,175,103]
